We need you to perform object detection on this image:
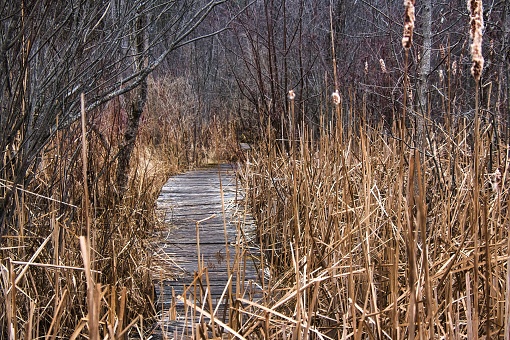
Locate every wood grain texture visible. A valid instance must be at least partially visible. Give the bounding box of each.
[151,164,262,339]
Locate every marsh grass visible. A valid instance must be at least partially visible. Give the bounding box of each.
[0,75,239,339]
[0,120,159,339]
[2,69,505,340]
[237,103,510,338]
[1,9,506,337]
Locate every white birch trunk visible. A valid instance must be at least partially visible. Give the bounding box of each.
[417,0,432,150]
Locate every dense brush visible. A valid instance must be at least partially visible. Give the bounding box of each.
[238,111,509,338]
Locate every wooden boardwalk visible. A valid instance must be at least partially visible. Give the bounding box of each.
[151,164,262,339]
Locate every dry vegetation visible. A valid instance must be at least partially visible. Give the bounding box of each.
[2,1,509,339]
[236,103,510,338]
[0,76,238,339]
[223,3,509,338]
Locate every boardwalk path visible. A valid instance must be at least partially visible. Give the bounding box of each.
[152,164,261,338]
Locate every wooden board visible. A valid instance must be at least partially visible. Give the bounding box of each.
[151,164,262,339]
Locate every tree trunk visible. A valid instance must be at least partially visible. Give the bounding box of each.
[416,0,432,150]
[116,7,148,200]
[502,0,510,144]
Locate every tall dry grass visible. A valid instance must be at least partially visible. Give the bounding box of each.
[0,111,159,339]
[142,76,240,168]
[0,75,239,339]
[238,103,510,338]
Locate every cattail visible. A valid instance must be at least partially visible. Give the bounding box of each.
[452,60,457,76]
[468,0,484,81]
[440,44,446,60]
[332,91,341,105]
[439,69,444,83]
[379,59,387,74]
[402,0,416,49]
[489,167,502,194]
[364,60,369,75]
[288,90,295,100]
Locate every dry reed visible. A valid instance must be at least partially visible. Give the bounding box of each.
[237,102,509,338]
[0,75,239,339]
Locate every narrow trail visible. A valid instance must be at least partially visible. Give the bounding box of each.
[151,163,261,339]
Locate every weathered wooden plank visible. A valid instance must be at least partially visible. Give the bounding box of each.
[151,164,262,339]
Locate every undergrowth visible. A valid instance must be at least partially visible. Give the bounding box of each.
[0,75,238,339]
[238,110,510,338]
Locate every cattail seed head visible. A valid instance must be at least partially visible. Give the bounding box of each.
[364,60,369,75]
[402,0,416,49]
[489,167,502,194]
[379,59,387,74]
[440,44,446,60]
[288,90,295,100]
[332,91,341,105]
[468,0,484,81]
[452,60,457,76]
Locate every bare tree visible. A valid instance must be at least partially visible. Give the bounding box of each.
[220,0,510,142]
[0,0,228,239]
